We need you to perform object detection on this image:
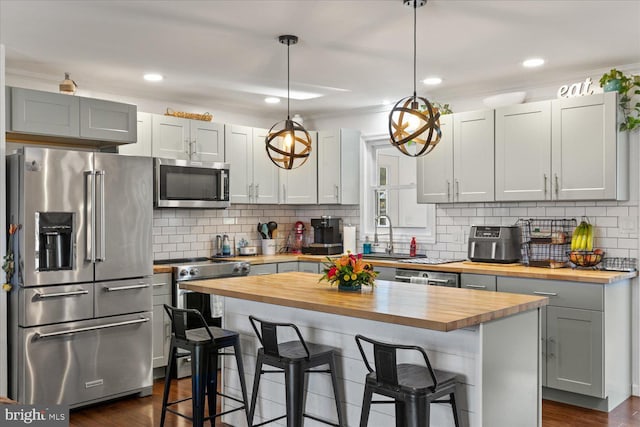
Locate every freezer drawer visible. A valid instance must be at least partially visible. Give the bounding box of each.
[19,283,94,327]
[95,278,152,317]
[15,312,152,406]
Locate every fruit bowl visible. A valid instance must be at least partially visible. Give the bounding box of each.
[567,250,605,268]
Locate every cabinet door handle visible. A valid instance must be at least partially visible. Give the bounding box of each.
[36,317,150,339]
[554,174,559,197]
[191,139,197,157]
[248,184,253,201]
[544,174,548,196]
[282,184,286,202]
[334,184,339,201]
[256,183,260,200]
[446,180,451,201]
[152,282,168,287]
[184,139,190,156]
[455,179,460,200]
[547,337,555,358]
[533,291,558,296]
[465,284,486,289]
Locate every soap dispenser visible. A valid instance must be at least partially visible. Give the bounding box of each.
[222,235,231,256]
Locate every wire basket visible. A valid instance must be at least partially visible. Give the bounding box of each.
[519,218,577,268]
[599,257,637,272]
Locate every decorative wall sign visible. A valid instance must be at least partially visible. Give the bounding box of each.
[557,77,595,98]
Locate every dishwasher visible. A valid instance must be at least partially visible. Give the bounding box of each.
[394,268,460,287]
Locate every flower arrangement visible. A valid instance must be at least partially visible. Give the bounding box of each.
[319,252,378,291]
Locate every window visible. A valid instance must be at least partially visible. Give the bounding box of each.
[361,134,436,246]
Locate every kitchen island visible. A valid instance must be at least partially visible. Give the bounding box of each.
[182,272,547,426]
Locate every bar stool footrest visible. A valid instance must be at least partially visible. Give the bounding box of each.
[252,414,287,427]
[304,412,340,426]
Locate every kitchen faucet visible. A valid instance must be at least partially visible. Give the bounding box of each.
[374,215,394,254]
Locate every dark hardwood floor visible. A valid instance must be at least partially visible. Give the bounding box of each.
[69,378,640,426]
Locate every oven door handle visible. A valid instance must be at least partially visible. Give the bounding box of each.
[35,290,89,299]
[394,275,414,281]
[177,288,194,310]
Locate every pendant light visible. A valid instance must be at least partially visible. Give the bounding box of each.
[388,0,442,157]
[266,35,312,170]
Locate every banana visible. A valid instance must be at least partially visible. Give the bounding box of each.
[585,223,594,251]
[571,222,586,251]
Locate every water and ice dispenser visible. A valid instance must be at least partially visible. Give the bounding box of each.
[36,212,74,271]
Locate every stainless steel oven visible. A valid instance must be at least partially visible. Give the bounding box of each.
[154,158,230,208]
[158,258,250,378]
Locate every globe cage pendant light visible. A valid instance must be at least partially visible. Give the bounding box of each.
[388,0,442,157]
[266,35,312,170]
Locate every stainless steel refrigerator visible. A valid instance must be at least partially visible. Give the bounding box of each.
[7,147,153,407]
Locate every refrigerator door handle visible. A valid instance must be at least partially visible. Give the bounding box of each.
[85,171,96,263]
[96,170,106,262]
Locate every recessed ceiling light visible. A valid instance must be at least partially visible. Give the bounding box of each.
[522,58,545,68]
[422,77,442,85]
[264,97,281,104]
[143,73,163,82]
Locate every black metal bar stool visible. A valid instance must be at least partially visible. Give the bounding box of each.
[355,334,462,427]
[248,315,346,427]
[160,305,250,427]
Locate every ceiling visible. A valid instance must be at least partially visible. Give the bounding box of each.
[1,0,639,116]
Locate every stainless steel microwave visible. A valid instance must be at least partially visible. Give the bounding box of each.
[154,158,230,208]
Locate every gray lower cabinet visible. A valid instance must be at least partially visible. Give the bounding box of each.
[249,264,278,276]
[496,276,630,409]
[546,306,603,397]
[461,273,496,291]
[277,262,299,273]
[299,262,321,274]
[152,273,172,369]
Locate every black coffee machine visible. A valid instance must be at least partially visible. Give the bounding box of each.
[306,217,343,255]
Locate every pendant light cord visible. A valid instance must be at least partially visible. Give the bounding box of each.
[413,0,417,99]
[287,40,291,120]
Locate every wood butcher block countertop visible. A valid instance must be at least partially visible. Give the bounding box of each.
[155,255,635,283]
[180,272,548,332]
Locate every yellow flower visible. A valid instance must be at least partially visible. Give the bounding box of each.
[351,274,357,280]
[343,274,350,281]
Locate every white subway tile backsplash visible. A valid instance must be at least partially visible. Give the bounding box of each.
[617,238,637,249]
[607,206,629,217]
[564,207,586,217]
[545,207,565,216]
[595,217,618,227]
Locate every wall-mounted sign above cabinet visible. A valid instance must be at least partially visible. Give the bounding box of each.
[557,77,596,98]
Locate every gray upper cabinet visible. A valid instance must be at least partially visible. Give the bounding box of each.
[151,114,224,162]
[8,87,136,144]
[10,87,80,137]
[417,110,494,203]
[79,97,136,142]
[226,125,279,204]
[417,114,453,203]
[280,131,318,204]
[453,110,495,202]
[496,92,626,202]
[551,92,625,201]
[495,101,552,201]
[318,129,360,205]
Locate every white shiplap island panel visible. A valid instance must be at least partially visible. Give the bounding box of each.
[182,273,545,427]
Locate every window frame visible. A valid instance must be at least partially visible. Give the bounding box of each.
[360,133,436,246]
